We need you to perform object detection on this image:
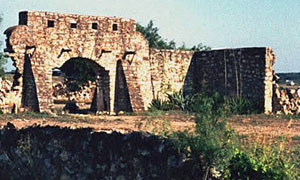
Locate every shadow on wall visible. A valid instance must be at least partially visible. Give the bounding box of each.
[114,60,133,112]
[21,54,39,112]
[183,48,267,112]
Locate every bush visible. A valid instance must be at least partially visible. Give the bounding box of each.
[149,98,173,111]
[165,91,298,179]
[170,93,236,179]
[150,90,261,116]
[227,147,298,180]
[223,96,262,115]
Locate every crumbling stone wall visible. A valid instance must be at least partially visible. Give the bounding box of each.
[149,49,194,100]
[4,11,152,113]
[0,123,183,179]
[0,78,17,113]
[53,80,96,103]
[183,47,275,113]
[3,11,281,114]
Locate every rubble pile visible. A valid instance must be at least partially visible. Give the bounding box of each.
[0,78,17,112]
[273,83,300,115]
[53,81,96,102]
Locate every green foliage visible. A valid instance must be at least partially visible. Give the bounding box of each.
[60,58,96,92]
[191,43,212,51]
[136,20,175,49]
[166,90,196,111]
[227,147,298,180]
[0,53,8,79]
[150,90,259,116]
[137,20,210,51]
[149,98,173,111]
[223,96,261,115]
[170,93,236,179]
[178,42,211,51]
[0,14,8,79]
[154,90,298,179]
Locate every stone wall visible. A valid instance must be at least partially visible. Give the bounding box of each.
[3,11,281,114]
[0,123,184,179]
[4,11,152,113]
[183,47,275,113]
[149,49,194,100]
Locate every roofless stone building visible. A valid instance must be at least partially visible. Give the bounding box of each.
[3,11,275,114]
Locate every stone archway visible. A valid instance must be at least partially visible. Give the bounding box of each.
[56,57,110,113]
[4,11,153,113]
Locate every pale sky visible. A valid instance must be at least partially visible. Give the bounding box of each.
[0,0,299,72]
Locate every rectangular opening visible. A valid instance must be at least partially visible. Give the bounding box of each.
[92,22,98,30]
[71,23,77,28]
[19,11,28,25]
[113,24,118,31]
[47,20,54,28]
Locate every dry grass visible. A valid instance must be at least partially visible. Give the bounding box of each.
[0,112,299,146]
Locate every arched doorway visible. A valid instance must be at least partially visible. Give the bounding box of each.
[52,57,109,114]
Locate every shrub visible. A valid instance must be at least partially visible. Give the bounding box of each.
[149,98,172,111]
[166,90,196,111]
[223,96,264,115]
[167,91,298,179]
[227,147,298,180]
[170,93,236,179]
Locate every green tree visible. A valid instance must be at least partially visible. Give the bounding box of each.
[137,20,211,51]
[136,20,176,49]
[60,58,96,92]
[0,14,8,79]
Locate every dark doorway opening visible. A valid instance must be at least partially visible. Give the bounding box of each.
[52,58,109,114]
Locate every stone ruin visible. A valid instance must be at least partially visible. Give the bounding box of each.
[1,11,299,114]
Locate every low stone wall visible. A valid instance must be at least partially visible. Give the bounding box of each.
[53,80,96,103]
[0,123,184,179]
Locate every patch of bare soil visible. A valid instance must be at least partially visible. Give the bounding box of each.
[228,115,300,137]
[1,113,299,145]
[0,113,195,134]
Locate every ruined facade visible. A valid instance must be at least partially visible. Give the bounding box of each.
[4,11,152,112]
[3,11,278,113]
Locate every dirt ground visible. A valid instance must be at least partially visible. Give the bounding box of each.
[0,112,195,134]
[1,112,300,144]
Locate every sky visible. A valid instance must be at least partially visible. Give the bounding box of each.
[0,0,299,73]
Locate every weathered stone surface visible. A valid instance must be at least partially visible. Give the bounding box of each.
[183,47,276,114]
[273,84,300,115]
[3,11,289,114]
[0,123,184,179]
[4,11,151,113]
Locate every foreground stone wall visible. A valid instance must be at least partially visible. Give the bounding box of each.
[183,47,275,113]
[0,123,184,179]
